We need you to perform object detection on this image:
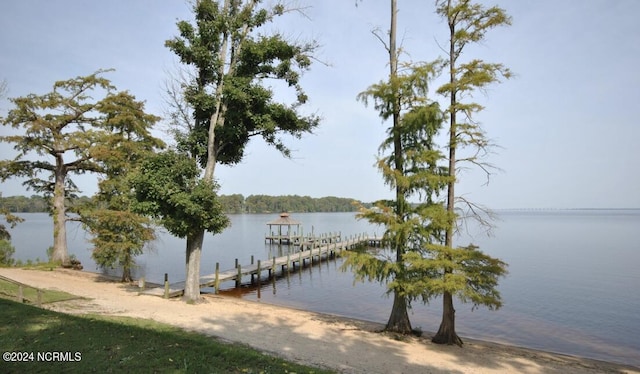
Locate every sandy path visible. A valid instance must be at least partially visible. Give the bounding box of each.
[2,268,638,374]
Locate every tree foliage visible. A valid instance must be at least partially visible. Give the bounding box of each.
[131,151,229,239]
[0,239,16,266]
[1,194,364,214]
[162,0,320,302]
[80,92,165,282]
[243,195,361,213]
[165,0,319,168]
[0,194,25,242]
[0,70,157,265]
[432,0,511,346]
[347,62,451,333]
[347,0,509,341]
[83,210,156,281]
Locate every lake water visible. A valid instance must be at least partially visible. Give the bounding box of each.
[4,210,640,367]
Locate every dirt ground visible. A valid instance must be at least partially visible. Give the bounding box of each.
[2,267,638,374]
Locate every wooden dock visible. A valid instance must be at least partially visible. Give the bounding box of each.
[264,231,341,246]
[140,233,381,298]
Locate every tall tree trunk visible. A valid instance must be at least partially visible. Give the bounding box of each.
[51,162,69,266]
[385,0,412,334]
[432,291,462,345]
[181,0,230,303]
[434,0,460,345]
[183,230,205,302]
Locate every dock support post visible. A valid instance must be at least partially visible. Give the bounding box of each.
[299,250,303,267]
[236,264,242,288]
[271,256,276,277]
[251,255,254,265]
[286,252,291,273]
[257,260,262,282]
[164,273,169,299]
[214,262,220,294]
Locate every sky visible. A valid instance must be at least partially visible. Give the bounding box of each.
[1,0,639,209]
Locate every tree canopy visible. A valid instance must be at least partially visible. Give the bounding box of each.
[0,71,161,266]
[432,0,511,345]
[131,150,229,239]
[346,0,509,341]
[161,0,320,302]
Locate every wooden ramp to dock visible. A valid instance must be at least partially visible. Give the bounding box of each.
[140,234,381,298]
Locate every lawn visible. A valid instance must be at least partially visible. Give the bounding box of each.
[0,277,80,304]
[0,298,333,373]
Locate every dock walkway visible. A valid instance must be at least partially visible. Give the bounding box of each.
[140,234,380,298]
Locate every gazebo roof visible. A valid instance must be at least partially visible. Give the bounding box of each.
[266,213,301,225]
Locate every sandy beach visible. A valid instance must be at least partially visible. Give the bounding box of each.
[1,267,638,374]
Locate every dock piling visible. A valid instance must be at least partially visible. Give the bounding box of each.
[257,260,262,281]
[214,262,220,294]
[164,273,169,299]
[236,264,242,288]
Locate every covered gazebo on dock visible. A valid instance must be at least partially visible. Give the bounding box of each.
[265,213,302,244]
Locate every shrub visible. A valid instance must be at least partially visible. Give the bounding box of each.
[0,239,16,266]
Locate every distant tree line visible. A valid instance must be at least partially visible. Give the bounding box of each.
[239,195,365,213]
[0,195,92,213]
[0,194,365,214]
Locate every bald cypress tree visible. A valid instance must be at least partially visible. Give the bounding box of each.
[0,72,160,267]
[431,0,512,346]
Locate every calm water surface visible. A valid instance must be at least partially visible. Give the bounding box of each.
[6,210,640,367]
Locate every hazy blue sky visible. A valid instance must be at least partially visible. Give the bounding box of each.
[1,1,638,209]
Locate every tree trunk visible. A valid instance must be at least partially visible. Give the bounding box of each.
[122,266,132,283]
[385,290,412,333]
[432,291,463,345]
[121,250,132,282]
[51,163,69,266]
[183,230,205,302]
[386,0,413,334]
[436,0,461,347]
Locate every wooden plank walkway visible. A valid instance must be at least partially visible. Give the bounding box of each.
[140,234,381,298]
[265,232,341,245]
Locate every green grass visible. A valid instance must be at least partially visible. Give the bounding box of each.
[0,278,79,304]
[0,299,334,373]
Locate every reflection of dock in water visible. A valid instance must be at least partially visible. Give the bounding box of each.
[140,233,382,298]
